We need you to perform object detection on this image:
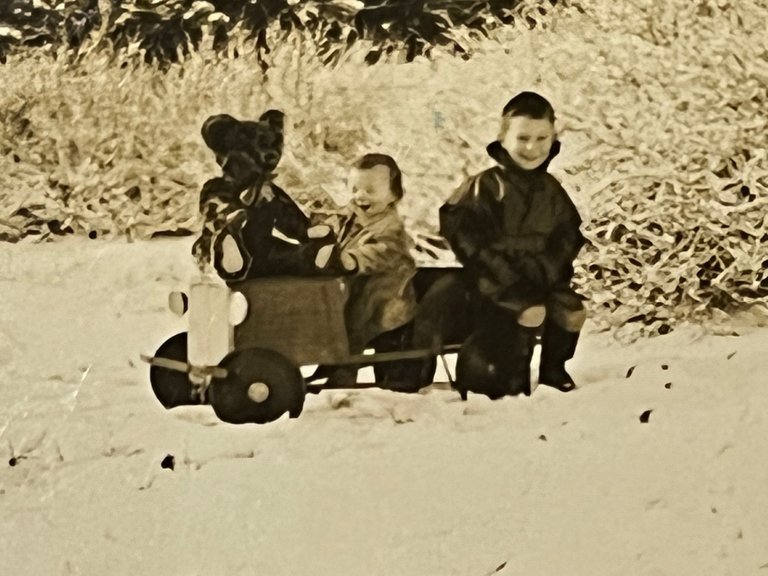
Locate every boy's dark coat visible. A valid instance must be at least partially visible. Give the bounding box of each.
[439,140,584,310]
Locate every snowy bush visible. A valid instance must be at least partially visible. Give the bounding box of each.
[0,0,766,334]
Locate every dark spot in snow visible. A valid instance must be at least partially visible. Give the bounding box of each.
[727,352,737,360]
[128,359,135,368]
[88,230,98,239]
[645,498,662,510]
[8,457,17,467]
[538,434,547,441]
[711,506,718,514]
[626,366,636,378]
[493,561,507,573]
[161,455,175,471]
[661,364,669,370]
[13,154,20,163]
[737,529,743,539]
[639,410,653,423]
[664,382,672,389]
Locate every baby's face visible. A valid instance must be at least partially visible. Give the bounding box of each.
[349,165,396,217]
[501,115,555,170]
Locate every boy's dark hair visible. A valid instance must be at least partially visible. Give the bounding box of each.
[501,91,556,122]
[353,153,404,200]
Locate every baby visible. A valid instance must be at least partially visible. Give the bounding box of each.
[311,153,418,386]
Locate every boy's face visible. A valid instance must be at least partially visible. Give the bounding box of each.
[501,115,555,171]
[349,165,397,217]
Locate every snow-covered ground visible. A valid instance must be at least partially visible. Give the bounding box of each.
[1,237,767,576]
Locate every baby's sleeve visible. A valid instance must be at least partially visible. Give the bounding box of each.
[342,227,414,275]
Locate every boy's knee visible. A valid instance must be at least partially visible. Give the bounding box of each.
[517,305,546,328]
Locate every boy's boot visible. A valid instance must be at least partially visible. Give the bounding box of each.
[538,319,580,392]
[508,326,537,396]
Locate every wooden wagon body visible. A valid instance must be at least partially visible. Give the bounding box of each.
[144,268,465,424]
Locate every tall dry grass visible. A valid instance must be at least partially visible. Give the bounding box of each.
[1,0,766,335]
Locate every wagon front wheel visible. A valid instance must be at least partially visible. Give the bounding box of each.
[210,348,305,424]
[150,332,199,408]
[455,331,508,400]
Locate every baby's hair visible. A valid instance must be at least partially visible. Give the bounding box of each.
[501,91,556,122]
[353,153,404,199]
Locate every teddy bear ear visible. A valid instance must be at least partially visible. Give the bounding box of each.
[201,114,240,153]
[259,109,285,132]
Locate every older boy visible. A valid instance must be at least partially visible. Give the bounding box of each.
[439,91,586,395]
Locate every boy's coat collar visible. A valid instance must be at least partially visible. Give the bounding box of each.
[486,139,562,175]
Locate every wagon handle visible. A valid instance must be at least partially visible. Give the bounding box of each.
[140,354,228,379]
[335,344,462,366]
[438,352,455,388]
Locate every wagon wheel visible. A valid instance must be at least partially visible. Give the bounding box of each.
[209,347,305,424]
[455,331,510,401]
[150,332,199,408]
[456,327,532,400]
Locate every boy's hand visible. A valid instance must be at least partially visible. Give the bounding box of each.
[517,256,548,289]
[478,249,518,287]
[496,235,546,254]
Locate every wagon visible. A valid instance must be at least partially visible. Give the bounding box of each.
[142,268,474,424]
